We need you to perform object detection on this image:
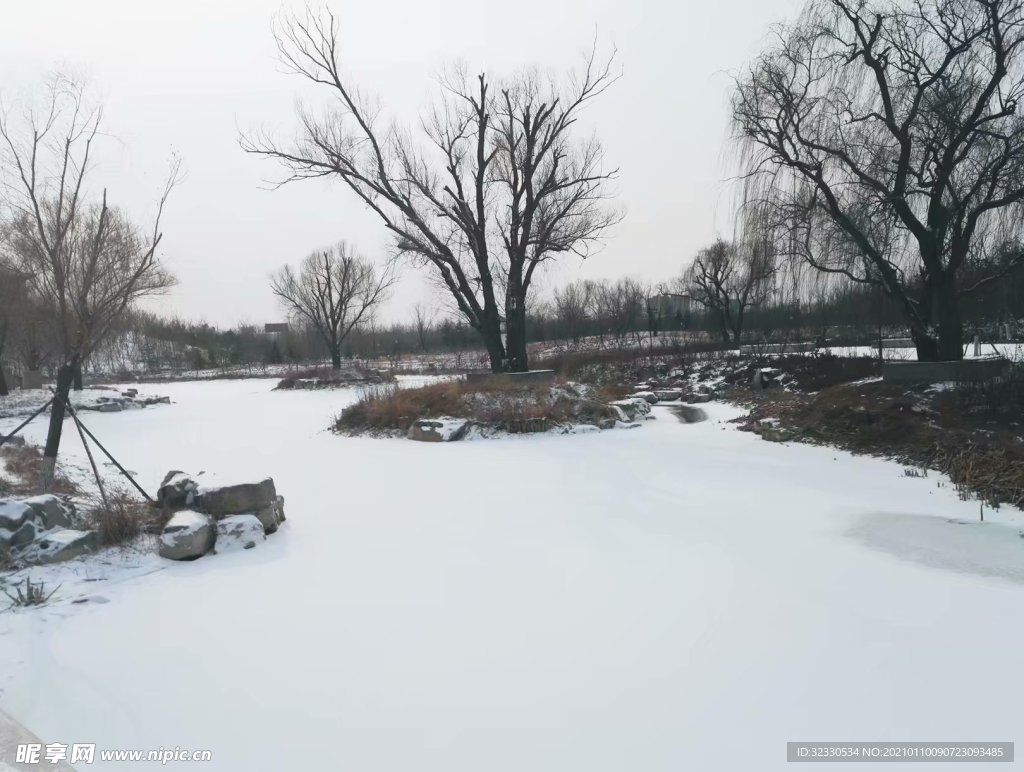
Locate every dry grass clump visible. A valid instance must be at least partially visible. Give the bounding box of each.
[0,444,77,497]
[334,378,621,435]
[86,489,156,547]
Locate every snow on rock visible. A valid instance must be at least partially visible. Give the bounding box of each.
[628,391,659,404]
[0,496,80,558]
[0,500,33,532]
[22,528,98,564]
[215,514,266,553]
[653,389,682,402]
[159,510,215,561]
[195,476,285,534]
[407,417,471,442]
[610,398,653,422]
[157,470,200,509]
[20,495,74,530]
[0,387,170,420]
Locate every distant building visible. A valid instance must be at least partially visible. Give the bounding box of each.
[648,293,692,328]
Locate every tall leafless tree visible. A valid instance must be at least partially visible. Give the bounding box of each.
[553,279,596,347]
[0,75,179,491]
[242,8,622,372]
[412,304,434,352]
[683,236,776,344]
[734,0,1024,361]
[270,242,394,370]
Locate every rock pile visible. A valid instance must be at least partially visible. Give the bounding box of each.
[0,495,97,565]
[156,471,285,560]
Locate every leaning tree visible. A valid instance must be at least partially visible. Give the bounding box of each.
[0,76,179,491]
[242,9,622,372]
[734,0,1024,361]
[270,242,394,370]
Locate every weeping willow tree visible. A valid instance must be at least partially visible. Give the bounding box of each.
[733,0,1024,361]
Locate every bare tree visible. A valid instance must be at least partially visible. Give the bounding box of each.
[242,9,622,373]
[683,237,776,344]
[0,75,179,491]
[270,242,395,370]
[734,0,1024,361]
[412,304,434,352]
[595,277,647,345]
[553,280,595,347]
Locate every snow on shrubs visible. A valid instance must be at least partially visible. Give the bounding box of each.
[333,378,633,438]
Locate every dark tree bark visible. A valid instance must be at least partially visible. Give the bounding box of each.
[39,362,75,493]
[242,9,621,372]
[734,0,1024,361]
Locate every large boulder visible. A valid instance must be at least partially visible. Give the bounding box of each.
[0,500,33,532]
[28,529,99,564]
[157,471,200,509]
[159,511,215,560]
[407,417,471,442]
[21,495,74,530]
[196,477,284,534]
[215,514,266,552]
[3,519,37,550]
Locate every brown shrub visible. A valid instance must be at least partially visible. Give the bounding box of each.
[738,378,1024,508]
[87,490,154,547]
[0,444,77,497]
[334,378,618,435]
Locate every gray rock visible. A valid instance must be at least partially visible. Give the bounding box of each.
[159,511,215,560]
[628,391,659,405]
[0,434,26,447]
[407,418,471,442]
[158,471,199,509]
[0,500,33,532]
[0,519,34,550]
[7,519,37,549]
[690,394,714,404]
[21,494,75,530]
[29,529,99,564]
[215,514,266,552]
[197,478,284,534]
[96,402,124,413]
[609,398,652,421]
[653,389,683,402]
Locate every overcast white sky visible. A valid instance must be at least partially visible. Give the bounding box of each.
[0,0,804,328]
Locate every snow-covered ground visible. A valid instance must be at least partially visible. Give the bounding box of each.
[0,379,1022,771]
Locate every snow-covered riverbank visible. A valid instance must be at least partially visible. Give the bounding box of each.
[1,378,1021,771]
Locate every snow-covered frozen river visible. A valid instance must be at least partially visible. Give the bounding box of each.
[1,378,1022,771]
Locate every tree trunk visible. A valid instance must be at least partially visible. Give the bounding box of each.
[911,271,964,362]
[72,363,83,391]
[934,273,964,360]
[505,306,529,373]
[0,365,8,397]
[39,363,75,493]
[330,348,342,370]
